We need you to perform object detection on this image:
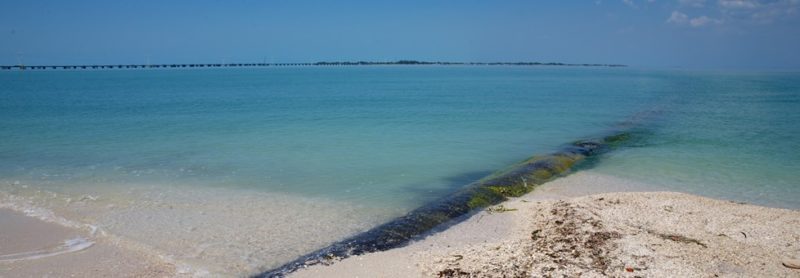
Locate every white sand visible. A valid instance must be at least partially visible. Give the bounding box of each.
[292,172,800,277]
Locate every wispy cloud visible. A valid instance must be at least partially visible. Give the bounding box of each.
[622,0,656,8]
[718,0,758,9]
[668,0,798,27]
[667,10,723,26]
[717,0,800,23]
[679,0,707,7]
[690,15,724,26]
[667,10,690,23]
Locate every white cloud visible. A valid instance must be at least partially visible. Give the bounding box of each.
[667,10,723,26]
[718,0,758,9]
[622,0,656,8]
[690,15,724,25]
[667,11,690,23]
[679,0,707,7]
[668,0,798,26]
[717,0,800,23]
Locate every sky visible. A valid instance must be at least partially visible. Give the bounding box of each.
[1,0,799,69]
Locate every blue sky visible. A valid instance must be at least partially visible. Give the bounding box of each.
[1,0,799,69]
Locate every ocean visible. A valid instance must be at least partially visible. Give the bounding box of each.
[1,66,798,274]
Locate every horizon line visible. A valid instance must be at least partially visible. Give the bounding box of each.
[1,60,627,70]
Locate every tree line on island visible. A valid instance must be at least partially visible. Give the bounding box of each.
[313,60,626,67]
[1,60,626,70]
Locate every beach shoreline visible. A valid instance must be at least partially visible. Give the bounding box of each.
[290,172,800,277]
[0,208,176,277]
[2,172,799,277]
[0,181,400,277]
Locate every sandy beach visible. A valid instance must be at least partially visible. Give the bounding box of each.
[2,172,799,277]
[291,172,800,277]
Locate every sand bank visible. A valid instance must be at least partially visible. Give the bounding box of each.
[292,172,800,277]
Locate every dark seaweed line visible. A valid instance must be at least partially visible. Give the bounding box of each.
[252,129,633,278]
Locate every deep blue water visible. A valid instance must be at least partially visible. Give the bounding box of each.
[1,67,798,209]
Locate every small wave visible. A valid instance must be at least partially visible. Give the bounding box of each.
[0,237,94,262]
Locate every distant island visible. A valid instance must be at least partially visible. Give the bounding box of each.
[312,60,626,67]
[0,60,626,71]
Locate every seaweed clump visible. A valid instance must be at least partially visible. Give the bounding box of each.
[254,131,633,277]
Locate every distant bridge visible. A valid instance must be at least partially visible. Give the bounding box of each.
[0,63,314,70]
[0,61,626,71]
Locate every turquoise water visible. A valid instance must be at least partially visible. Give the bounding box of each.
[593,70,800,209]
[1,66,798,211]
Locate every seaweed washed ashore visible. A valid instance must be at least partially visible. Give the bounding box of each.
[255,130,634,277]
[293,188,800,277]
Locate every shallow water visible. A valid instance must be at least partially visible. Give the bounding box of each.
[0,66,798,274]
[0,66,663,208]
[590,70,800,209]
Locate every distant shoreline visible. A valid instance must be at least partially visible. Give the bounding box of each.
[0,60,627,71]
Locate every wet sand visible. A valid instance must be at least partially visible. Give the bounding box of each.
[0,208,175,277]
[0,181,399,277]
